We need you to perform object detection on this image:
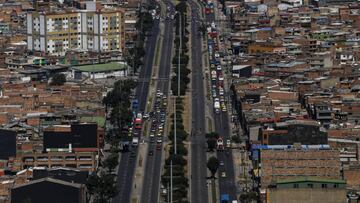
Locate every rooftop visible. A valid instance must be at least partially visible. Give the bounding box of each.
[72,62,128,73]
[276,177,346,185]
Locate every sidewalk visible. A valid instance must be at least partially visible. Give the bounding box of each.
[131,142,148,202]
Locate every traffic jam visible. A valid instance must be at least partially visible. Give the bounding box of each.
[207,21,227,114]
[124,90,167,156]
[148,90,167,154]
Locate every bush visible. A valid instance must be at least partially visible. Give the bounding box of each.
[165,155,187,166]
[169,144,188,156]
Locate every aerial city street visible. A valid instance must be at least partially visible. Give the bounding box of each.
[0,0,360,203]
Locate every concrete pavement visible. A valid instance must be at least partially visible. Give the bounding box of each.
[112,9,160,203]
[188,0,209,202]
[139,1,174,202]
[203,0,237,200]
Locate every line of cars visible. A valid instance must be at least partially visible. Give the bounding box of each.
[204,0,214,14]
[148,90,168,155]
[207,22,227,114]
[124,90,167,156]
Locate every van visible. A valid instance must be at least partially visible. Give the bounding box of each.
[132,137,139,147]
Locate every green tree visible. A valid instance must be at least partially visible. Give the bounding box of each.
[165,155,187,166]
[50,73,66,86]
[240,191,258,203]
[198,23,207,37]
[207,156,219,178]
[231,135,241,143]
[86,172,118,203]
[102,153,119,173]
[207,139,217,152]
[205,132,219,140]
[109,104,133,132]
[103,79,136,137]
[175,2,187,15]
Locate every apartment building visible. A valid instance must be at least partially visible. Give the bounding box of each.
[27,9,125,56]
[16,151,97,172]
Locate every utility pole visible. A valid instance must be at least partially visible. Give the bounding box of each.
[177,13,181,98]
[170,160,173,203]
[167,181,170,203]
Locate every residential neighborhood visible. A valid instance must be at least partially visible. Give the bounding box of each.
[0,0,359,203]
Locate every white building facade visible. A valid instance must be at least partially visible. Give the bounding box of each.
[27,9,125,56]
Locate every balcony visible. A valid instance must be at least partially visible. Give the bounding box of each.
[79,164,93,169]
[37,157,49,162]
[23,157,34,162]
[78,156,92,161]
[50,156,63,161]
[65,156,76,161]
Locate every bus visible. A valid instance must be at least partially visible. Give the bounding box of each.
[221,194,229,203]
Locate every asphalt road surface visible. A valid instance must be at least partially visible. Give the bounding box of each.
[206,4,238,201]
[112,14,160,203]
[140,2,174,203]
[215,113,237,200]
[188,0,209,203]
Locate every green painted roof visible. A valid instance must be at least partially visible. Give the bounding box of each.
[73,62,128,73]
[276,177,346,185]
[80,116,105,128]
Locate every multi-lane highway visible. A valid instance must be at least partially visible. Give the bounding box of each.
[140,1,174,203]
[205,1,238,200]
[188,0,209,202]
[112,6,160,203]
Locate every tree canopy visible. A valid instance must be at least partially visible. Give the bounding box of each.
[207,156,219,178]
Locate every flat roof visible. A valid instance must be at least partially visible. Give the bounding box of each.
[80,116,105,128]
[72,62,128,73]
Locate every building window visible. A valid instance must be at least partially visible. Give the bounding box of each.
[322,184,327,188]
[334,184,338,188]
[293,184,299,188]
[308,184,313,188]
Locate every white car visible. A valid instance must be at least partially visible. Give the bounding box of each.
[143,113,150,119]
[211,73,217,79]
[216,66,222,71]
[137,113,142,119]
[226,139,231,148]
[219,88,224,96]
[156,90,163,97]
